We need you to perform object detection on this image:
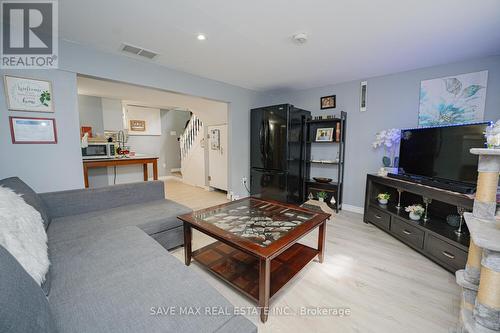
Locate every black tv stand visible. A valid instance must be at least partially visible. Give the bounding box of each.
[387,173,476,194]
[364,174,473,272]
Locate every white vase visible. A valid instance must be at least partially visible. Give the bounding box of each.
[318,198,324,202]
[378,198,388,205]
[409,212,421,221]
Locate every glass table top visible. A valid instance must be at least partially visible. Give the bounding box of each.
[193,198,317,247]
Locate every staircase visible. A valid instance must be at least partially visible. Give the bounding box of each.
[179,114,205,187]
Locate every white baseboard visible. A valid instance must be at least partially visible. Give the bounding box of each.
[170,168,181,173]
[342,204,364,214]
[148,176,169,181]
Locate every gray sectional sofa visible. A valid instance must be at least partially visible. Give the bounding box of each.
[0,177,257,333]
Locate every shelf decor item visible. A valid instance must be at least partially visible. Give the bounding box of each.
[396,188,403,210]
[9,116,57,144]
[316,191,328,202]
[422,197,432,222]
[372,128,401,174]
[377,193,390,205]
[320,95,336,109]
[405,204,425,221]
[4,75,54,112]
[446,214,461,227]
[313,177,332,184]
[485,120,500,148]
[315,128,334,142]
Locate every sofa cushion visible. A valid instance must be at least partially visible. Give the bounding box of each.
[0,245,56,333]
[0,177,51,230]
[47,199,191,244]
[0,186,50,287]
[48,226,254,333]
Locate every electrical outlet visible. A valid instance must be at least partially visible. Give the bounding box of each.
[242,177,248,184]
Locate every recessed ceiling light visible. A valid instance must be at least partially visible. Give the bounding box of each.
[197,34,207,41]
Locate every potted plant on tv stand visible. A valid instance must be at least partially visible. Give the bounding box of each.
[372,128,401,176]
[377,193,390,205]
[405,204,425,221]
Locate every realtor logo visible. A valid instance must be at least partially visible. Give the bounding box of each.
[1,0,58,68]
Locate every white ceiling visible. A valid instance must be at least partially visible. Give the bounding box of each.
[61,0,500,91]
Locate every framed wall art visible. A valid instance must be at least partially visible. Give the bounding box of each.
[130,120,146,132]
[418,71,488,126]
[320,95,336,109]
[9,116,57,144]
[4,75,54,112]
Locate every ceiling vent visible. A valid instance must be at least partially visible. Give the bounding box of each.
[121,43,158,60]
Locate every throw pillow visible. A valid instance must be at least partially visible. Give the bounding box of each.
[0,186,49,286]
[0,177,51,230]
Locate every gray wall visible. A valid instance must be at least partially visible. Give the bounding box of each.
[78,95,104,135]
[0,69,84,192]
[164,110,191,172]
[261,56,500,209]
[78,94,109,188]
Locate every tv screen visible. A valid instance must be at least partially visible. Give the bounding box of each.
[398,123,489,184]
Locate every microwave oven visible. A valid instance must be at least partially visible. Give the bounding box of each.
[82,143,116,159]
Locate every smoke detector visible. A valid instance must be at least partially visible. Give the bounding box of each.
[292,33,308,44]
[121,43,158,59]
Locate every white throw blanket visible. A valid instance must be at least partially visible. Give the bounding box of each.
[0,186,49,285]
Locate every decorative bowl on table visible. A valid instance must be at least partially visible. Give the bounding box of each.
[313,177,332,184]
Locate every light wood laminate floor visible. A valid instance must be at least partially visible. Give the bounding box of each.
[166,178,461,333]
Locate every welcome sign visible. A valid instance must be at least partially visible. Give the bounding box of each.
[4,75,53,112]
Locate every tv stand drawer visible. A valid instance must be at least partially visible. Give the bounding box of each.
[425,234,467,272]
[366,206,390,230]
[390,217,424,249]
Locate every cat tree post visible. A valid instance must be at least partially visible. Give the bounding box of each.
[456,148,500,333]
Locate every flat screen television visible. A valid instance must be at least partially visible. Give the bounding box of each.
[398,122,489,185]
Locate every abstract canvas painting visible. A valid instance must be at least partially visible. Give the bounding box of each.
[418,71,488,127]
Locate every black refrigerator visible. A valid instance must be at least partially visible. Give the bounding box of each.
[250,104,310,203]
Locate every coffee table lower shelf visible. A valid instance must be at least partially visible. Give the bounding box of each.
[192,241,319,302]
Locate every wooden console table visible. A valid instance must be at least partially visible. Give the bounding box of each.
[83,156,159,188]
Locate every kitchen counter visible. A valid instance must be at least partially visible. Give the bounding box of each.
[82,156,159,188]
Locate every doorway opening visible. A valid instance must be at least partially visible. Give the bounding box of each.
[77,75,229,193]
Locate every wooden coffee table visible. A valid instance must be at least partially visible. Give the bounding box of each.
[178,197,330,323]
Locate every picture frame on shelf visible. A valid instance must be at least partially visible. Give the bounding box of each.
[315,128,334,142]
[9,116,57,144]
[320,95,336,109]
[4,75,54,112]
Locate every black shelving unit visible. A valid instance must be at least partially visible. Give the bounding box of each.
[304,111,347,212]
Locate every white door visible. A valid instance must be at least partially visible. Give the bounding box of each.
[208,124,228,191]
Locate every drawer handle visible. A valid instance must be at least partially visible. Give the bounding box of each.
[374,214,382,219]
[403,229,412,235]
[442,251,455,259]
